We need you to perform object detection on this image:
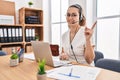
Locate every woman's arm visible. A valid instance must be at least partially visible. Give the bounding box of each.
[84,40,95,64]
[84,27,95,64]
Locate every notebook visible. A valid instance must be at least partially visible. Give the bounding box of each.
[31,41,70,67]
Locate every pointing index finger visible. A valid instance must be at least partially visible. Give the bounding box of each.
[91,21,97,30]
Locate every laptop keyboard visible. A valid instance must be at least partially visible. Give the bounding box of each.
[52,56,70,67]
[53,60,70,67]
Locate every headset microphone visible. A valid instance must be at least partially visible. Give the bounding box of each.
[72,21,79,24]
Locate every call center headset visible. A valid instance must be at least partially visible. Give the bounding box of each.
[70,4,83,22]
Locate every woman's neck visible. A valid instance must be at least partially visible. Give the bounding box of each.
[69,25,81,43]
[70,25,80,33]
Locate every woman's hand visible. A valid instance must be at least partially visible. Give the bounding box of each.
[85,21,97,40]
[85,27,93,40]
[60,53,69,60]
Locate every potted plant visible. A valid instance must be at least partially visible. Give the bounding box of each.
[35,36,39,41]
[37,59,46,80]
[28,1,33,7]
[10,53,19,66]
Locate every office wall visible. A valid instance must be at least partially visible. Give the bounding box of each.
[42,0,51,42]
[86,0,96,28]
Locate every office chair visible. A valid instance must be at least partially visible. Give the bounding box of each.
[95,59,120,73]
[94,50,104,65]
[0,51,7,56]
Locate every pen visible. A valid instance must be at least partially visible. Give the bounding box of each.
[68,67,73,76]
[58,68,80,78]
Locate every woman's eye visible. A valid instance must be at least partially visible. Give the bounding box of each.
[66,13,77,17]
[72,14,77,17]
[66,13,70,17]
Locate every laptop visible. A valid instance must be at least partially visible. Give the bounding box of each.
[31,41,70,67]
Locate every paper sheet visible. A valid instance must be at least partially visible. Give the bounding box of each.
[24,53,35,60]
[47,65,101,80]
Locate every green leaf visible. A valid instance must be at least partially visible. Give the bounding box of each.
[10,53,18,59]
[38,59,46,75]
[28,2,33,5]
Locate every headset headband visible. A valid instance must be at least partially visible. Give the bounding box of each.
[70,4,82,21]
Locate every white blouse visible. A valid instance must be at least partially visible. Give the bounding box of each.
[62,27,95,65]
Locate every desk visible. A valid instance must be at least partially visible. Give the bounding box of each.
[0,55,120,80]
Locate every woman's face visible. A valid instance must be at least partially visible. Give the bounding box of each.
[66,7,80,25]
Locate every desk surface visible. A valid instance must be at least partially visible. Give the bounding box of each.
[0,55,120,80]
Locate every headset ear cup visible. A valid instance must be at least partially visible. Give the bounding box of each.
[80,14,82,21]
[79,14,82,22]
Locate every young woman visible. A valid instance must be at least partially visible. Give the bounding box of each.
[60,4,95,65]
